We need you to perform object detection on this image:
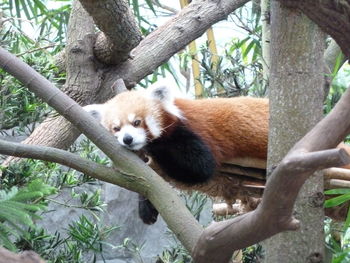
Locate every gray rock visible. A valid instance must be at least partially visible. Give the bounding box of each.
[38,180,174,263]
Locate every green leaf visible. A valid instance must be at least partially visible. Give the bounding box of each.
[145,0,156,15]
[242,40,256,61]
[324,193,350,208]
[325,189,350,195]
[20,0,32,20]
[0,224,17,251]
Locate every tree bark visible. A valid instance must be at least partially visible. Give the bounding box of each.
[78,0,142,65]
[276,0,350,60]
[264,2,325,262]
[0,247,45,263]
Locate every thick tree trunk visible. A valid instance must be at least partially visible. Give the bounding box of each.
[264,2,325,262]
[277,0,350,59]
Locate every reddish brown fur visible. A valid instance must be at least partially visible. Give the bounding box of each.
[173,97,269,163]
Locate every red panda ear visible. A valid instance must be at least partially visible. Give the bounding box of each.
[83,104,106,122]
[147,84,173,103]
[147,83,184,119]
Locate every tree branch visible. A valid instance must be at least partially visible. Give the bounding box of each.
[151,0,179,14]
[0,46,203,254]
[78,0,143,64]
[99,0,249,91]
[0,139,121,185]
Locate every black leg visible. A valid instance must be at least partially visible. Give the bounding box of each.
[138,194,159,224]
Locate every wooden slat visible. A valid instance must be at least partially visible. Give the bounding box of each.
[223,157,267,169]
[324,167,350,181]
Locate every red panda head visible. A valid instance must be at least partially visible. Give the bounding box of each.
[84,84,183,150]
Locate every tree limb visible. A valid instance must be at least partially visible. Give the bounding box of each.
[0,139,120,185]
[99,0,250,91]
[78,0,143,64]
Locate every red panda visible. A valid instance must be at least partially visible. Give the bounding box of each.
[84,84,269,184]
[84,84,268,224]
[85,84,350,224]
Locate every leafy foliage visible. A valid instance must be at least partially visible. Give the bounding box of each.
[15,217,120,263]
[0,178,55,250]
[178,4,267,99]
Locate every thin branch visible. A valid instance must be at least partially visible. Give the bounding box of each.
[0,139,121,186]
[16,44,57,57]
[325,167,350,181]
[151,0,179,14]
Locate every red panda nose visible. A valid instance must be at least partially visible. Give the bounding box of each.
[123,134,133,145]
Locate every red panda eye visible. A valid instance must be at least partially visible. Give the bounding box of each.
[133,120,141,127]
[113,127,120,132]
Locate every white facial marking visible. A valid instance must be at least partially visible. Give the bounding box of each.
[128,113,136,123]
[113,119,121,127]
[163,103,184,119]
[145,115,162,138]
[117,124,147,150]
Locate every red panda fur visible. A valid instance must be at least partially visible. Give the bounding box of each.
[173,97,268,163]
